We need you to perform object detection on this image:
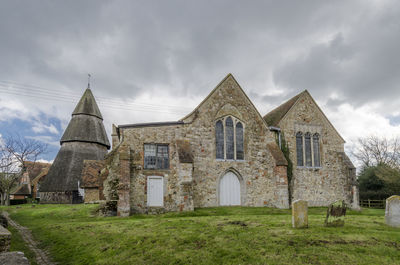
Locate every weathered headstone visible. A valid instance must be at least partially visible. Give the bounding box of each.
[292,200,308,228]
[385,195,400,228]
[325,200,346,227]
[0,252,30,265]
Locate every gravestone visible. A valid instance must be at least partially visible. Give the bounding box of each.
[292,200,308,228]
[325,200,346,227]
[0,252,30,265]
[385,195,400,228]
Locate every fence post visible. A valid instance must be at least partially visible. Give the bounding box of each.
[368,199,370,208]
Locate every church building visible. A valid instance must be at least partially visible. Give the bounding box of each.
[101,74,358,216]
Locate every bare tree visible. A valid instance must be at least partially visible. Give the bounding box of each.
[0,133,47,205]
[353,135,400,168]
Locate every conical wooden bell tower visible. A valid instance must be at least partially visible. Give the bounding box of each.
[40,85,110,203]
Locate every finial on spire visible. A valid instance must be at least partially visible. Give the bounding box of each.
[87,73,91,89]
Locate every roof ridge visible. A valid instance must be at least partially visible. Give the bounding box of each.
[263,90,305,127]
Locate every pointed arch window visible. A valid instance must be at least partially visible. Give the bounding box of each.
[296,132,304,166]
[296,131,322,168]
[305,133,312,167]
[313,133,320,167]
[236,122,244,160]
[216,121,224,159]
[215,116,244,160]
[225,117,234,160]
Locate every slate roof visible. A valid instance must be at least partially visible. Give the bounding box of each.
[263,91,305,127]
[80,160,105,188]
[61,88,110,148]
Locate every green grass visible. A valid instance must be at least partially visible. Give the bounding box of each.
[2,204,400,265]
[8,224,38,265]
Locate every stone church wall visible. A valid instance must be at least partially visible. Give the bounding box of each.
[121,125,192,214]
[181,76,287,208]
[278,93,355,206]
[111,75,290,214]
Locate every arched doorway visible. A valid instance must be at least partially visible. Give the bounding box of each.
[219,171,241,206]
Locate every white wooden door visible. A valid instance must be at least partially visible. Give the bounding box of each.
[219,172,241,206]
[147,176,163,207]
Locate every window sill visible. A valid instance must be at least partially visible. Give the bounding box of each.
[142,169,171,172]
[296,166,322,170]
[216,159,246,162]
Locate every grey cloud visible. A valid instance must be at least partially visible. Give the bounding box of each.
[1,0,400,122]
[273,2,400,115]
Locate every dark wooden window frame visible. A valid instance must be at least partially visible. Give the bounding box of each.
[144,143,169,169]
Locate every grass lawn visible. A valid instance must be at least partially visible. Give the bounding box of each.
[8,225,38,265]
[2,204,400,265]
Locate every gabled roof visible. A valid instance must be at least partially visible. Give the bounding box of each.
[263,91,305,127]
[23,161,51,182]
[264,90,345,143]
[31,167,49,185]
[11,184,31,195]
[181,73,270,130]
[72,88,103,119]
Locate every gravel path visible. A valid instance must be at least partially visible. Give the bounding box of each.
[2,211,55,265]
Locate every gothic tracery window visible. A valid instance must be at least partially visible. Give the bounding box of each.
[215,116,244,160]
[225,117,234,160]
[296,132,304,166]
[236,122,244,160]
[313,133,320,167]
[305,133,312,167]
[296,131,321,168]
[216,120,224,159]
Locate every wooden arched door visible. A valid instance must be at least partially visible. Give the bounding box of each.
[219,172,241,206]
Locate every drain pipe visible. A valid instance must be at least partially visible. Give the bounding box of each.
[269,126,282,149]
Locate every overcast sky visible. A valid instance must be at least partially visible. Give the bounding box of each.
[1,0,400,166]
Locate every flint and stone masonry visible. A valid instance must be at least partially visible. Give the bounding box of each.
[101,74,357,216]
[264,90,359,208]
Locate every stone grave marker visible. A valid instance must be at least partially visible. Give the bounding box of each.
[385,195,400,228]
[292,200,308,228]
[325,200,346,227]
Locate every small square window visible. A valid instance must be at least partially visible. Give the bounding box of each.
[144,144,169,169]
